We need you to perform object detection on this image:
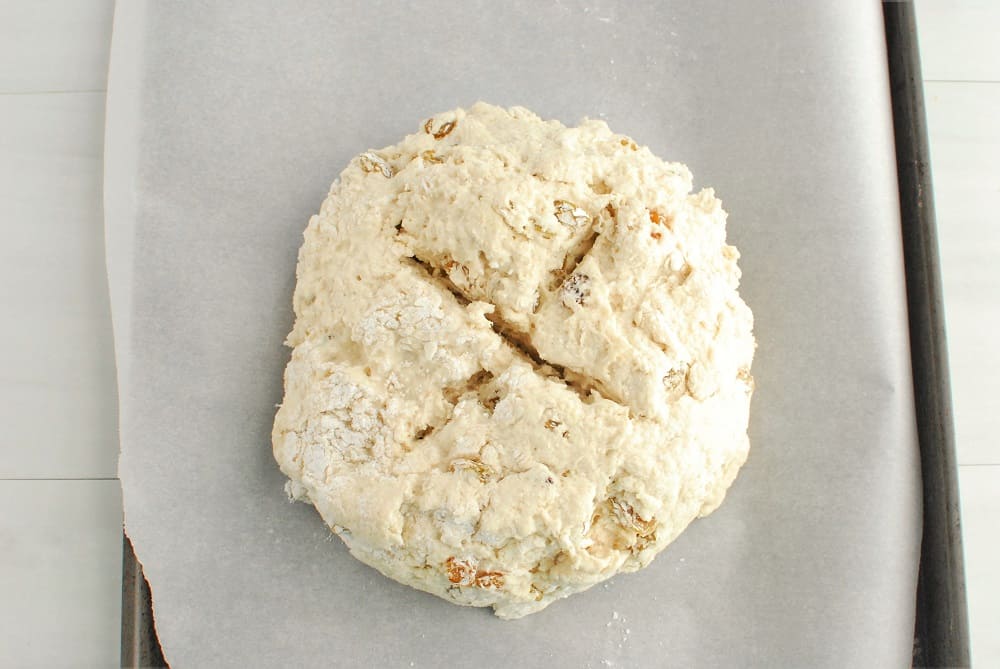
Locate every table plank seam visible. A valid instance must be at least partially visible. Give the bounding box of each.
[924,79,1000,84]
[0,477,119,482]
[0,88,106,95]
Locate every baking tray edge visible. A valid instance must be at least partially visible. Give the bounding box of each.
[883,2,971,668]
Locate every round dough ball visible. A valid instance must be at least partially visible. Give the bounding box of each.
[272,102,755,619]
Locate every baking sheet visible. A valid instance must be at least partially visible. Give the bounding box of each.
[105,1,922,666]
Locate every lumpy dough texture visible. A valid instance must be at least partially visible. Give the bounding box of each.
[272,102,755,618]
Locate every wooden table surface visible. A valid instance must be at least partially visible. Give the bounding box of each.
[0,2,995,666]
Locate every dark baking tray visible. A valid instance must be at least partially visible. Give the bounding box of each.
[884,2,970,667]
[119,3,970,667]
[121,537,167,668]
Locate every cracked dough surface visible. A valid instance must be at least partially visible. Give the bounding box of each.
[272,102,755,619]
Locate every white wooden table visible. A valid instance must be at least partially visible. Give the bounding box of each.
[0,2,995,666]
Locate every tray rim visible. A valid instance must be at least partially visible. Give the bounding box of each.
[883,3,971,667]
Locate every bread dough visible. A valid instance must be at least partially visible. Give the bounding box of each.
[272,102,755,618]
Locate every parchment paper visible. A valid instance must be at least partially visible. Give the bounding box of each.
[105,1,922,666]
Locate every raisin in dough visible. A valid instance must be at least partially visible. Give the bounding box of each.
[272,102,755,619]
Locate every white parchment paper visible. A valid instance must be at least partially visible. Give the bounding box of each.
[105,1,922,666]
